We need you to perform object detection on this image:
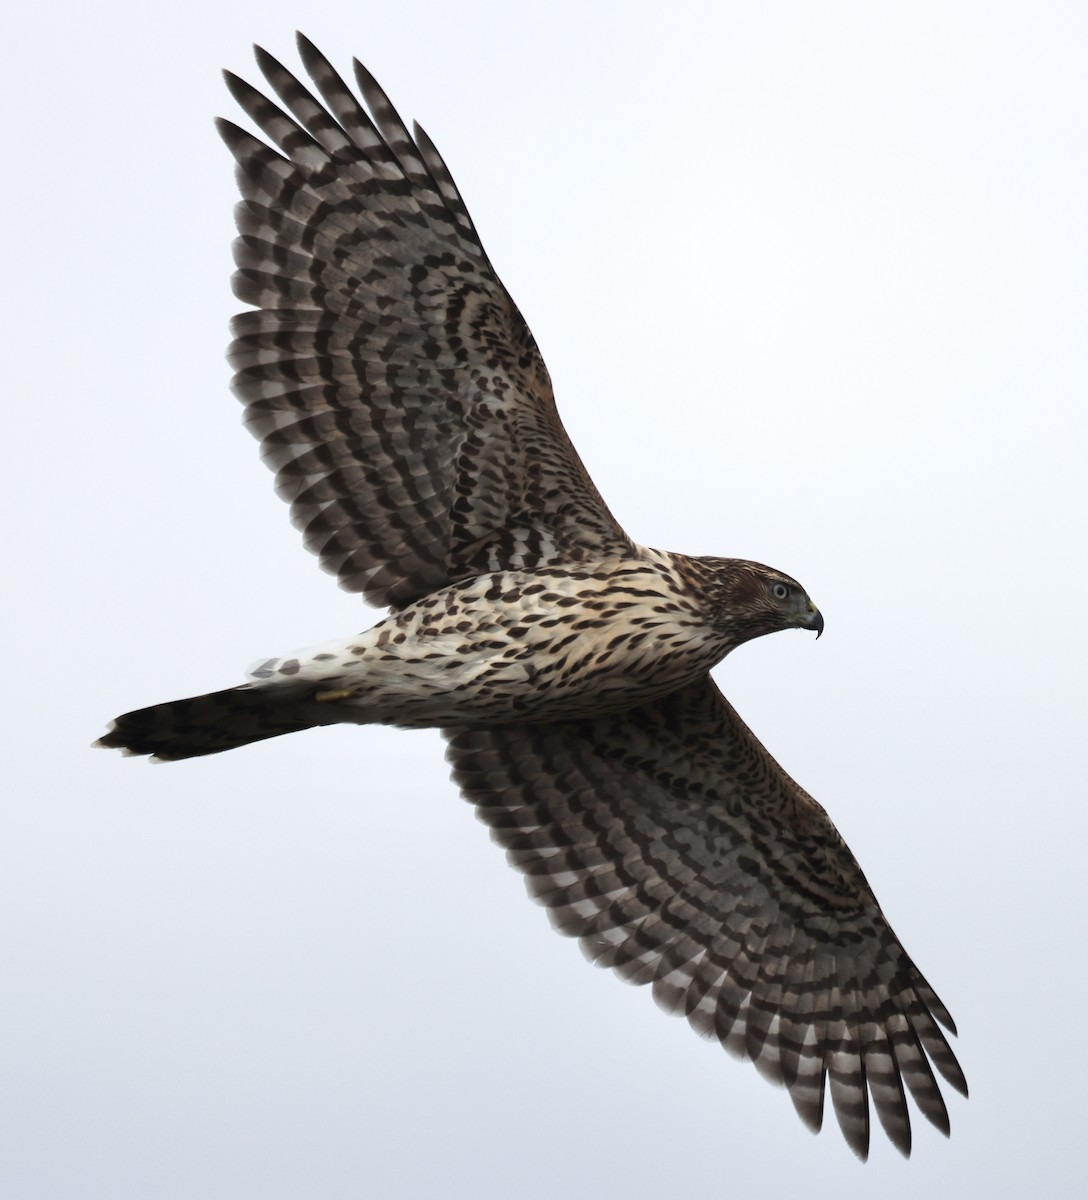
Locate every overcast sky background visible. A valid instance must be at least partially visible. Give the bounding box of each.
[5,2,1086,1196]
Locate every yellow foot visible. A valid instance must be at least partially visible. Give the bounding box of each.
[313,687,359,704]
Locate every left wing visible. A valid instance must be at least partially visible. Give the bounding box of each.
[445,677,966,1158]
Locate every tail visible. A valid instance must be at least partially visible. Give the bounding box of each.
[96,684,329,760]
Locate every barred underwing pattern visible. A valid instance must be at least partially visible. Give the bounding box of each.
[99,35,966,1158]
[447,679,966,1157]
[221,37,630,608]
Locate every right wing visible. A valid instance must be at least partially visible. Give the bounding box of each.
[218,35,632,608]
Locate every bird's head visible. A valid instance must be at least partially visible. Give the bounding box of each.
[703,558,823,648]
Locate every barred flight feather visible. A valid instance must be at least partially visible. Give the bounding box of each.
[446,677,967,1157]
[98,36,966,1159]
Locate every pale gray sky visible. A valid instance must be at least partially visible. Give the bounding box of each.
[5,2,1086,1197]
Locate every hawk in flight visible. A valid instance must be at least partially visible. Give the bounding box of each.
[99,35,966,1157]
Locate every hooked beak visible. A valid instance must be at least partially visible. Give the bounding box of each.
[802,604,824,639]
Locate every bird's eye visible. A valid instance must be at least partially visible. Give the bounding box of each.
[772,582,789,601]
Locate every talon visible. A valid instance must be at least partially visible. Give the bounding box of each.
[314,687,358,703]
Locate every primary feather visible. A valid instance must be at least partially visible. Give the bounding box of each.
[99,35,965,1158]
